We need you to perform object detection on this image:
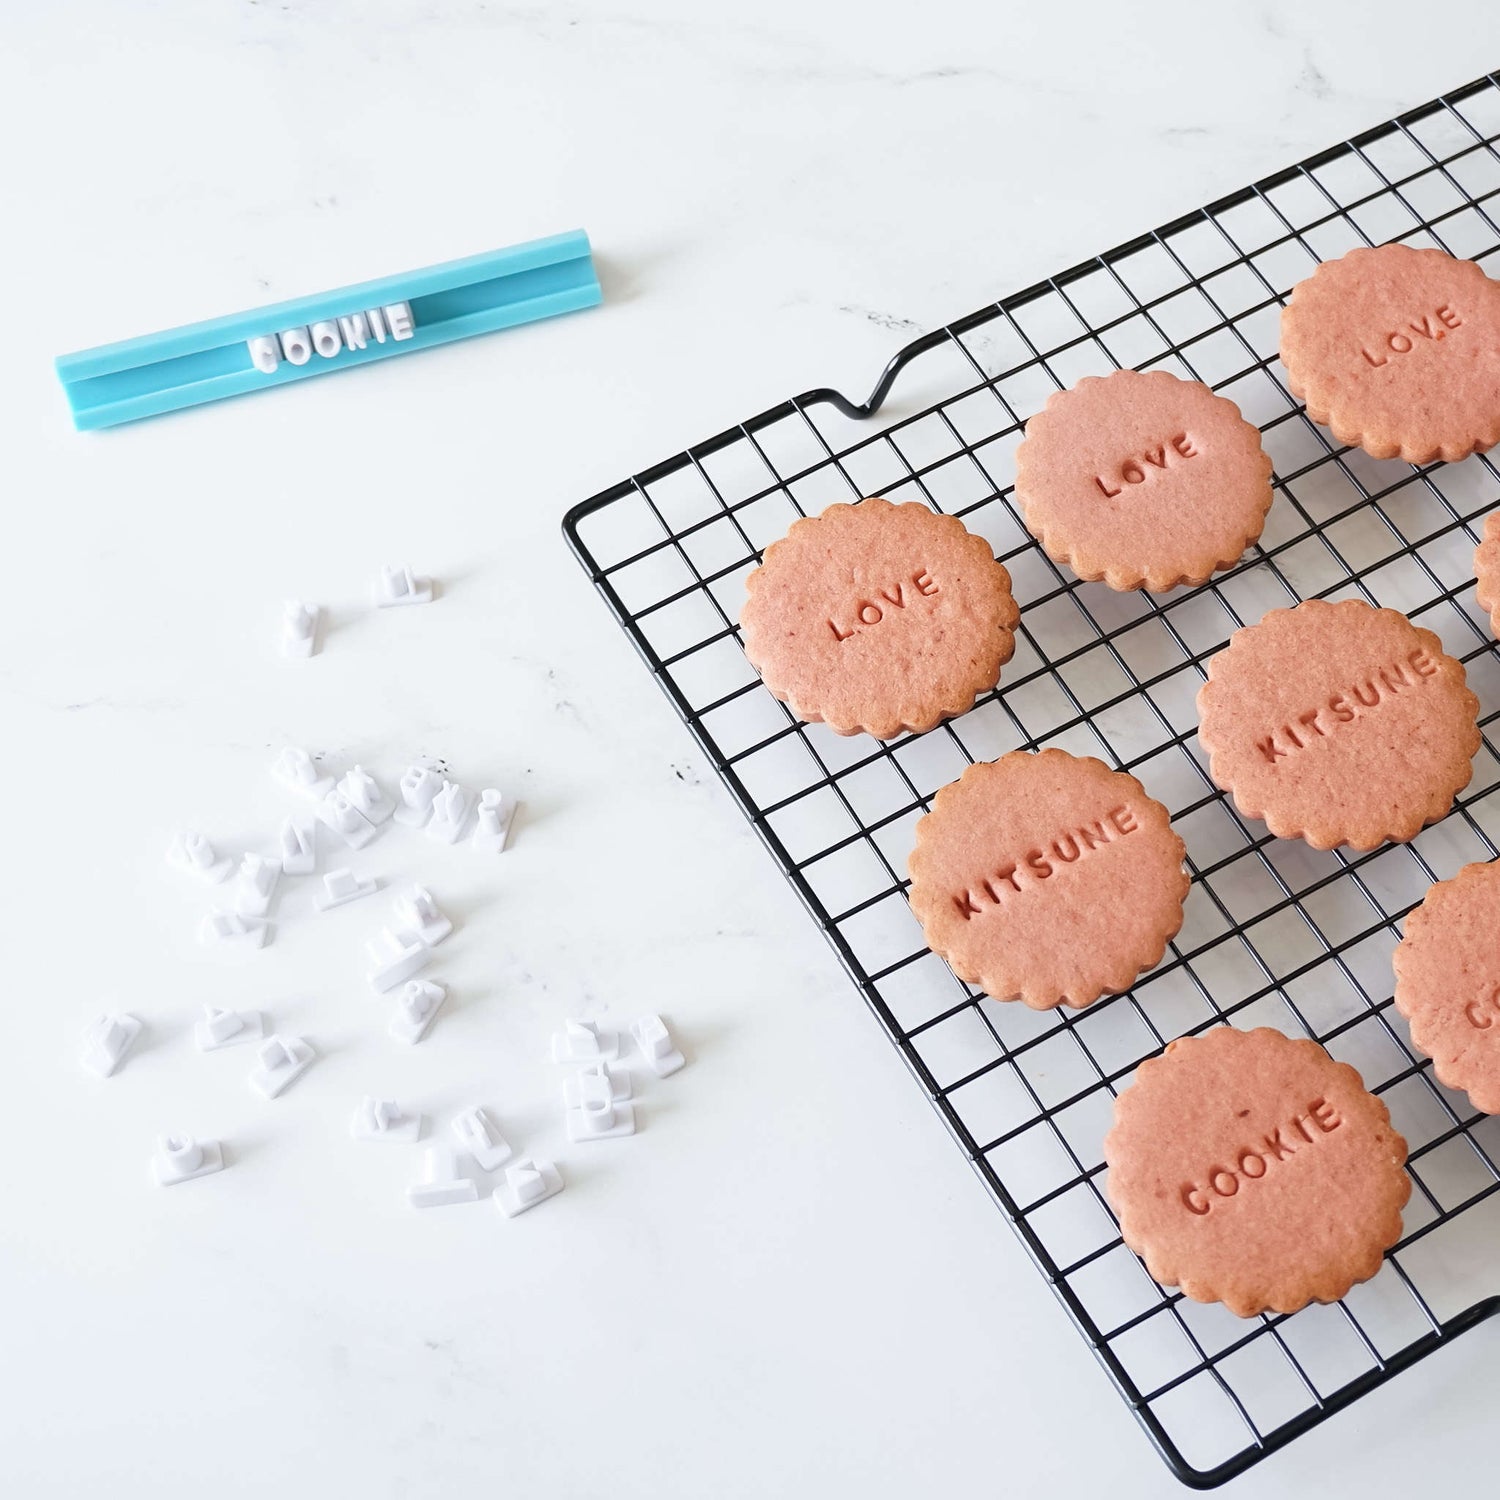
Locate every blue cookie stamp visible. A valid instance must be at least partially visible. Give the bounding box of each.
[55,228,601,430]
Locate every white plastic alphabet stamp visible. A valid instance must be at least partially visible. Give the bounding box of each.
[366,927,430,993]
[278,818,317,876]
[351,1097,423,1144]
[272,745,334,801]
[249,1035,314,1098]
[631,1014,685,1077]
[451,1106,512,1171]
[374,564,432,608]
[167,832,232,885]
[394,765,443,827]
[551,1018,618,1064]
[80,1012,141,1078]
[152,1134,225,1186]
[315,867,378,911]
[199,910,269,953]
[495,1158,564,1218]
[280,601,320,658]
[426,781,472,844]
[195,1004,264,1052]
[392,885,452,947]
[390,980,445,1044]
[407,1147,479,1209]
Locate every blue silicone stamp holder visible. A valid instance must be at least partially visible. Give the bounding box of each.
[55,228,601,430]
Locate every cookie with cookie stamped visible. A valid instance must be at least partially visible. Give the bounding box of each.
[1394,859,1500,1115]
[1105,1027,1410,1318]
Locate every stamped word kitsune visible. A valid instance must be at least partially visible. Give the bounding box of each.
[949,804,1140,919]
[1256,646,1439,765]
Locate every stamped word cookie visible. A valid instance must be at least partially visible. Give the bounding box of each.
[1197,599,1479,850]
[1015,369,1273,591]
[1394,860,1500,1115]
[740,498,1020,739]
[907,749,1189,1010]
[1105,1027,1410,1317]
[1280,244,1500,463]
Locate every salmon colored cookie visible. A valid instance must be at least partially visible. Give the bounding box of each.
[740,498,1019,739]
[1197,600,1479,851]
[1014,369,1273,591]
[1105,1027,1410,1318]
[1280,244,1500,463]
[907,749,1188,1010]
[1475,510,1500,638]
[1393,860,1500,1115]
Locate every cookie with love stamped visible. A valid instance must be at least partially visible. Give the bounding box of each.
[1475,510,1500,638]
[1014,368,1274,591]
[740,497,1019,739]
[907,749,1189,1010]
[1393,860,1500,1114]
[1197,599,1479,851]
[1105,1027,1410,1318]
[1280,244,1500,463]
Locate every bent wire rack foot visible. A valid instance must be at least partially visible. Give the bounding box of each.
[564,72,1500,1487]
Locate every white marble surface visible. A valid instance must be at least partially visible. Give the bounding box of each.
[4,3,1498,1495]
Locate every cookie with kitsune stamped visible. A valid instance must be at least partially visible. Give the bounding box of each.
[1015,368,1273,591]
[1197,599,1479,851]
[740,497,1020,739]
[907,749,1189,1010]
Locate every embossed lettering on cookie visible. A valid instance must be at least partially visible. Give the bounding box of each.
[907,749,1190,1010]
[1105,1027,1410,1319]
[1280,243,1500,465]
[1197,599,1480,851]
[1394,859,1500,1116]
[1013,368,1274,593]
[739,498,1020,740]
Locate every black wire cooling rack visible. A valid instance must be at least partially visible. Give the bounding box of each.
[564,73,1500,1487]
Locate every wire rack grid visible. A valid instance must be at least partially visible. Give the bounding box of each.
[564,73,1500,1487]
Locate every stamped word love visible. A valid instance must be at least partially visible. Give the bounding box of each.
[1359,304,1462,367]
[1179,1096,1343,1215]
[1094,433,1200,498]
[827,569,939,642]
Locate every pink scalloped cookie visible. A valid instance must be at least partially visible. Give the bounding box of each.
[1394,860,1500,1114]
[1475,510,1500,637]
[907,749,1188,1010]
[1015,369,1273,591]
[1280,244,1500,463]
[1105,1027,1409,1318]
[1197,599,1479,851]
[740,498,1019,739]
